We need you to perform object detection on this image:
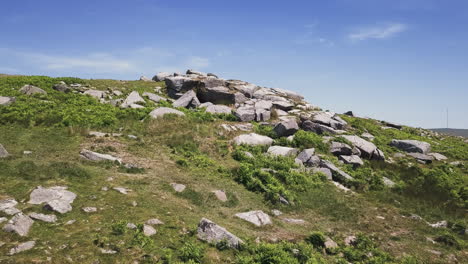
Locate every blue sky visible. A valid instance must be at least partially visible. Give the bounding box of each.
[1,0,467,128]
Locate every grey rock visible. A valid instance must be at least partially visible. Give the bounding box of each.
[390,139,431,154]
[267,146,298,157]
[145,218,164,225]
[29,186,77,214]
[187,69,207,76]
[143,224,157,236]
[0,144,9,158]
[28,212,57,223]
[143,92,165,103]
[255,109,271,121]
[113,187,130,194]
[82,207,97,213]
[339,155,364,167]
[344,111,354,116]
[235,210,272,226]
[3,214,34,236]
[0,217,7,223]
[273,101,294,111]
[325,237,338,250]
[302,120,343,135]
[296,148,315,163]
[206,105,232,115]
[198,102,213,108]
[382,177,396,187]
[52,82,71,93]
[126,223,137,229]
[352,147,362,156]
[428,153,447,161]
[149,107,185,118]
[429,220,448,228]
[273,119,299,137]
[235,106,256,122]
[312,168,333,180]
[120,91,145,108]
[243,151,254,158]
[212,190,228,202]
[320,160,354,183]
[0,96,15,106]
[382,121,403,129]
[19,85,47,95]
[271,209,282,216]
[233,133,273,146]
[282,218,306,224]
[312,112,347,130]
[140,76,152,82]
[80,149,122,163]
[198,86,236,105]
[171,183,186,193]
[100,248,118,254]
[0,198,20,215]
[407,152,434,163]
[341,135,383,160]
[272,88,304,100]
[197,218,243,248]
[234,92,248,104]
[9,241,35,255]
[207,73,218,78]
[83,89,105,99]
[255,100,273,110]
[361,132,375,141]
[152,72,173,82]
[172,90,200,108]
[112,90,123,96]
[330,142,353,156]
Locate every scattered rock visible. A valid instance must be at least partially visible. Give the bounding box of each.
[343,111,354,116]
[143,92,165,103]
[9,241,35,255]
[382,177,396,188]
[361,132,375,141]
[390,139,431,154]
[198,86,236,105]
[172,90,200,108]
[344,235,357,246]
[212,190,228,202]
[382,121,403,129]
[271,209,282,216]
[28,213,57,223]
[428,153,447,161]
[100,248,118,254]
[235,210,272,227]
[126,223,137,229]
[80,149,122,164]
[149,107,185,118]
[332,181,353,193]
[0,96,16,106]
[19,85,47,95]
[198,102,213,108]
[152,72,173,82]
[3,214,34,236]
[235,106,256,122]
[0,217,7,224]
[145,218,164,225]
[113,187,130,195]
[52,82,71,93]
[324,237,338,250]
[281,218,306,224]
[197,218,243,248]
[171,183,186,193]
[65,219,76,225]
[296,148,320,167]
[339,155,364,167]
[320,160,354,183]
[233,133,273,146]
[0,144,9,158]
[82,207,97,213]
[143,225,157,236]
[83,89,105,99]
[407,152,434,164]
[330,142,353,156]
[120,91,145,108]
[206,105,232,114]
[341,135,384,160]
[29,186,77,214]
[429,220,448,228]
[140,76,152,82]
[267,146,298,157]
[0,198,20,215]
[312,168,333,180]
[273,119,299,137]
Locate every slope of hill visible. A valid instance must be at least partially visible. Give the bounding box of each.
[0,72,467,263]
[430,128,468,138]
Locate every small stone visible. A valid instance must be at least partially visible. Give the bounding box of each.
[344,235,356,246]
[145,218,164,225]
[9,241,35,255]
[65,219,76,225]
[235,210,272,226]
[0,198,20,215]
[113,187,130,194]
[0,144,9,158]
[271,209,282,216]
[131,201,138,207]
[82,207,97,213]
[101,187,109,191]
[324,237,338,250]
[212,190,228,202]
[281,218,306,224]
[143,224,157,236]
[100,248,117,254]
[28,212,57,223]
[429,220,447,228]
[127,223,137,229]
[171,183,186,193]
[23,151,33,155]
[3,214,34,236]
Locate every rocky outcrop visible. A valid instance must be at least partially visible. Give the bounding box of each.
[296,148,321,167]
[390,139,431,154]
[197,218,243,248]
[172,90,200,108]
[19,85,47,95]
[407,152,434,164]
[330,142,353,156]
[152,72,173,82]
[341,135,384,160]
[52,82,71,93]
[235,210,272,226]
[206,105,232,115]
[233,133,273,146]
[339,155,364,167]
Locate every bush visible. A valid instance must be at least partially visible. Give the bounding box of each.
[235,242,325,264]
[178,241,204,263]
[292,130,328,153]
[305,232,326,248]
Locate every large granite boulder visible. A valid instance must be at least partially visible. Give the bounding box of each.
[19,85,47,95]
[120,91,145,108]
[28,186,77,214]
[339,155,364,167]
[330,142,353,156]
[149,107,185,118]
[407,152,434,164]
[312,112,347,130]
[235,211,272,226]
[0,96,15,106]
[390,139,431,154]
[152,72,173,82]
[172,90,200,108]
[341,135,384,160]
[164,76,200,97]
[273,119,299,137]
[52,82,71,93]
[197,218,243,248]
[206,105,232,115]
[235,106,256,122]
[233,133,273,146]
[302,120,344,135]
[267,146,298,157]
[198,86,236,105]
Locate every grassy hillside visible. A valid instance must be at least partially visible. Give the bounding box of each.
[0,75,467,263]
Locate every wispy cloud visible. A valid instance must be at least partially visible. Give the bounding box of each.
[294,22,334,46]
[348,23,407,41]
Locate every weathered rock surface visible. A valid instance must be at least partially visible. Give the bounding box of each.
[149,107,185,118]
[235,106,256,122]
[383,177,396,187]
[235,210,272,226]
[233,133,273,146]
[52,82,71,93]
[152,72,173,82]
[267,146,298,157]
[206,105,232,115]
[302,120,344,135]
[0,144,9,158]
[0,96,15,106]
[28,212,57,223]
[197,218,243,248]
[171,183,186,193]
[80,149,122,163]
[339,155,364,167]
[120,91,145,108]
[19,85,47,95]
[330,142,353,156]
[273,119,299,137]
[143,92,165,103]
[3,214,34,236]
[312,167,333,180]
[146,218,164,225]
[407,152,434,164]
[341,135,384,160]
[83,89,105,99]
[29,186,77,214]
[172,90,200,108]
[320,160,354,183]
[0,198,20,215]
[143,225,157,236]
[140,76,152,82]
[212,190,228,202]
[429,153,447,161]
[9,241,35,255]
[390,139,431,154]
[198,85,235,105]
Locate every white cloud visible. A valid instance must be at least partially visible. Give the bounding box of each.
[348,23,407,41]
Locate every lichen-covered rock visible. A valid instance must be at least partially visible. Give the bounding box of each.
[197,218,243,248]
[9,241,35,255]
[3,214,34,236]
[29,186,77,214]
[19,85,47,95]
